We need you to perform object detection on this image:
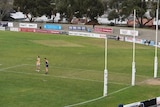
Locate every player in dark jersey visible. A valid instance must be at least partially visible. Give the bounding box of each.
[44,58,49,74]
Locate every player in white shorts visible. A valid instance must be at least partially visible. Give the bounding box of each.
[36,56,40,72]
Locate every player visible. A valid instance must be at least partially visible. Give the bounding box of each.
[36,56,40,72]
[44,58,49,74]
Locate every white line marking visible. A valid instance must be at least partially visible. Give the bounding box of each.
[64,96,105,107]
[0,64,132,106]
[52,76,103,83]
[1,70,129,86]
[64,86,132,107]
[1,70,102,82]
[108,86,132,96]
[27,64,151,79]
[0,64,28,71]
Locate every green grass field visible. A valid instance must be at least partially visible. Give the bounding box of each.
[0,31,160,107]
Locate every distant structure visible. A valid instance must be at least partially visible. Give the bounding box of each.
[10,11,65,23]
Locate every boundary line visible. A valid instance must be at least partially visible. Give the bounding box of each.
[0,64,133,106]
[1,69,129,85]
[27,64,151,79]
[3,70,103,83]
[0,64,129,85]
[1,64,151,86]
[0,64,28,71]
[64,86,132,107]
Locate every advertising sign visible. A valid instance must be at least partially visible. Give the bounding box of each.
[0,27,5,31]
[20,28,35,32]
[69,26,86,31]
[157,97,160,105]
[44,24,62,30]
[68,31,106,38]
[120,29,138,36]
[123,102,141,107]
[8,22,13,27]
[125,37,142,44]
[35,29,60,34]
[94,27,113,33]
[0,22,8,27]
[10,27,19,32]
[19,23,37,28]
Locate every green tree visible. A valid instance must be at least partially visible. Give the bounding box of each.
[14,0,104,23]
[107,0,158,27]
[107,0,126,24]
[56,0,104,22]
[36,0,53,16]
[0,0,12,21]
[121,0,148,27]
[108,10,119,24]
[84,0,104,21]
[14,0,53,22]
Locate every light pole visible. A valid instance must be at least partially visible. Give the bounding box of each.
[103,35,108,96]
[154,0,159,78]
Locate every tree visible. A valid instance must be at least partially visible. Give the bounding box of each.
[107,0,126,24]
[56,0,104,22]
[14,0,53,22]
[84,0,104,21]
[121,0,148,28]
[13,0,104,23]
[36,0,53,16]
[108,10,119,24]
[0,0,13,21]
[14,0,36,21]
[107,0,158,28]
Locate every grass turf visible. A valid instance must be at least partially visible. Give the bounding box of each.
[0,31,159,107]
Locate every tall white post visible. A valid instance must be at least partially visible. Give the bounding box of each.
[154,0,159,78]
[103,35,108,96]
[132,9,136,86]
